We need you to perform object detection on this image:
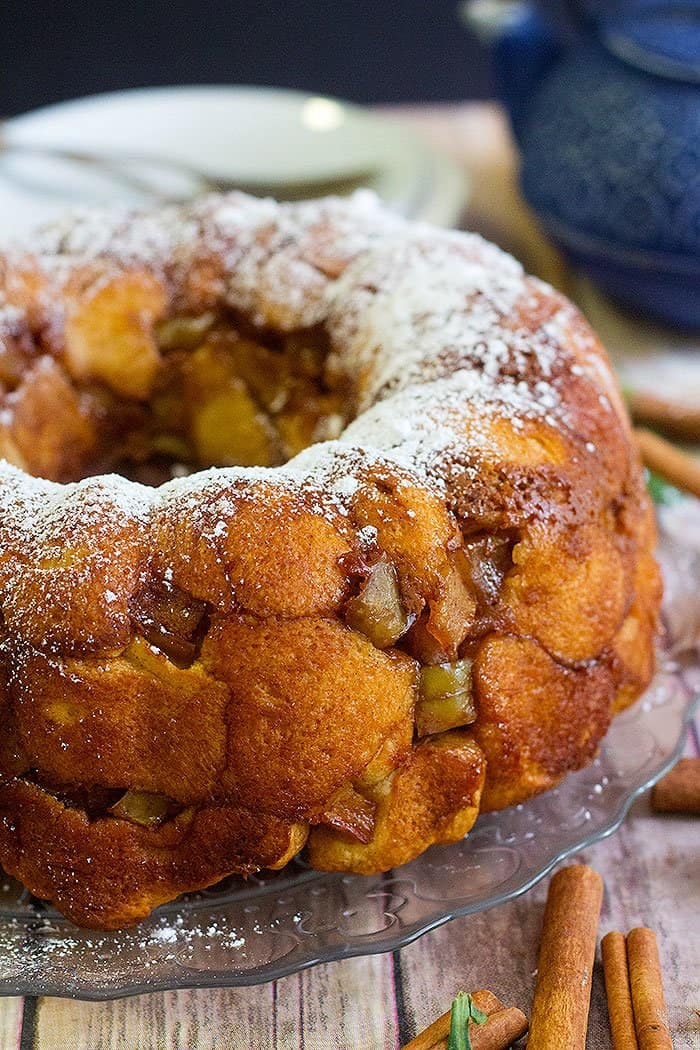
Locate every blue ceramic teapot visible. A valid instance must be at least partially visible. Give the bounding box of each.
[465,0,700,327]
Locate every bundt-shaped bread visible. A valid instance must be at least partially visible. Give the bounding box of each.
[0,192,660,928]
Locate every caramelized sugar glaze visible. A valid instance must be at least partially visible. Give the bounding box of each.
[0,193,660,928]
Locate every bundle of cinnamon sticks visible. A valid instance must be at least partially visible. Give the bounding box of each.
[401,989,528,1050]
[602,928,673,1050]
[401,863,675,1050]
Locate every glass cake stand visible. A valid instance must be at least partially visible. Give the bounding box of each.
[0,502,697,1000]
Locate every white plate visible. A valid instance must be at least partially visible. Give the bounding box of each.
[0,86,468,238]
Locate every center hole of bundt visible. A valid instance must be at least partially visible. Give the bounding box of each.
[114,314,346,486]
[1,309,347,485]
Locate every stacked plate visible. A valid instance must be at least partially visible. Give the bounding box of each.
[0,85,468,237]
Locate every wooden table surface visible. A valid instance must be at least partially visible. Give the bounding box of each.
[2,103,699,1050]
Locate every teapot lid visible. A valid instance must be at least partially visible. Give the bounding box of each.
[600,1,700,82]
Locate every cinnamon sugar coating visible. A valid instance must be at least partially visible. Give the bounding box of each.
[0,192,660,928]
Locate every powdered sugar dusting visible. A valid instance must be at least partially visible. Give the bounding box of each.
[6,190,402,331]
[326,229,538,406]
[0,190,621,602]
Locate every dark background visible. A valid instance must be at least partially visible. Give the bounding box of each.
[1,0,493,116]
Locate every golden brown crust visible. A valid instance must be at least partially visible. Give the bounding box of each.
[0,192,661,927]
[200,615,417,815]
[473,634,615,810]
[0,779,307,929]
[307,731,486,873]
[11,638,230,803]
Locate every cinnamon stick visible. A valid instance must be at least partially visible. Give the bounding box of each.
[628,390,700,442]
[651,758,700,815]
[635,427,700,500]
[527,864,604,1049]
[627,927,673,1050]
[435,1006,528,1049]
[602,931,639,1050]
[401,989,502,1050]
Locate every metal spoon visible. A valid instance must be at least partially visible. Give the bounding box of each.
[0,128,378,203]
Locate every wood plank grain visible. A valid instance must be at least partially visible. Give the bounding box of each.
[395,886,541,1044]
[274,953,396,1049]
[34,985,272,1050]
[590,796,700,1050]
[396,790,700,1050]
[33,953,395,1050]
[0,997,24,1050]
